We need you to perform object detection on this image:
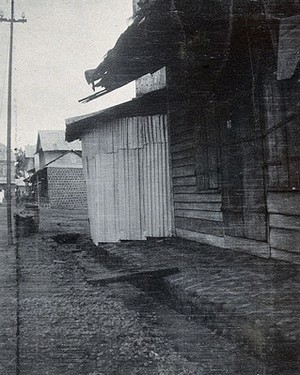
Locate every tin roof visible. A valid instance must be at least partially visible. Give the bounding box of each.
[66,88,167,142]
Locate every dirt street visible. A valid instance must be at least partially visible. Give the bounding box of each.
[16,230,270,375]
[0,206,287,374]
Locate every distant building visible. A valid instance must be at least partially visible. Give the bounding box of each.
[0,142,15,194]
[30,130,87,209]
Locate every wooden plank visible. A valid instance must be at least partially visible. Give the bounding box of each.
[171,130,195,145]
[267,192,300,215]
[174,202,221,212]
[172,157,195,168]
[267,165,289,190]
[170,123,194,137]
[288,160,300,189]
[169,118,194,137]
[171,148,195,161]
[271,248,300,265]
[87,266,179,285]
[172,166,195,178]
[194,107,220,191]
[173,185,198,194]
[174,193,221,203]
[172,176,197,186]
[206,115,220,190]
[175,216,224,237]
[172,141,195,153]
[269,214,300,231]
[223,210,245,237]
[286,119,300,189]
[224,235,271,259]
[243,212,267,242]
[269,227,300,253]
[175,209,223,222]
[176,228,225,248]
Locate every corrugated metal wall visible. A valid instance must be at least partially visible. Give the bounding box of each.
[82,114,173,243]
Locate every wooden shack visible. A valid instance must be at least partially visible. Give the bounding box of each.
[67,0,300,263]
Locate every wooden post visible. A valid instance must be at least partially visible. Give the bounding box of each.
[0,0,27,244]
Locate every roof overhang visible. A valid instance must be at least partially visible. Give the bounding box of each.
[79,0,300,103]
[80,0,184,103]
[67,88,167,142]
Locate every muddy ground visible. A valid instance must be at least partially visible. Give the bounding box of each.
[14,226,271,375]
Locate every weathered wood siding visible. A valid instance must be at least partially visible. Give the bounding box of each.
[263,76,300,191]
[220,97,269,257]
[169,110,224,248]
[264,71,300,264]
[167,0,272,257]
[268,192,300,264]
[167,0,300,263]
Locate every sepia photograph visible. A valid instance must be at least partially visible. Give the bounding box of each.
[0,0,299,374]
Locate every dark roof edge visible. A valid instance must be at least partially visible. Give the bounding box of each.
[66,89,167,142]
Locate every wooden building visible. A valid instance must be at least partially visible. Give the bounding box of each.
[67,0,300,264]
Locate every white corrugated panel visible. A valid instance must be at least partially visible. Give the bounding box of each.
[82,113,173,243]
[96,152,118,242]
[140,115,172,238]
[116,147,143,240]
[83,154,97,243]
[82,135,94,241]
[115,116,143,240]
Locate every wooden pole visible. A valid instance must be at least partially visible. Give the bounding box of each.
[0,1,27,244]
[6,0,15,245]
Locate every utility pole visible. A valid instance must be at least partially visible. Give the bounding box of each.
[0,0,26,245]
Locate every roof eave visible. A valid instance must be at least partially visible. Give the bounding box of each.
[66,88,167,142]
[81,1,184,102]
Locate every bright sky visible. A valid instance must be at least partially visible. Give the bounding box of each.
[0,0,134,148]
